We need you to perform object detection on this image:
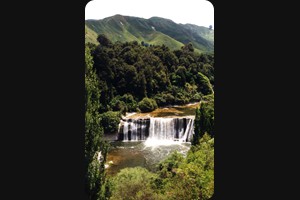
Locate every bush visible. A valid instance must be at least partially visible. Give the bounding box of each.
[110,167,161,200]
[154,93,166,106]
[196,72,213,95]
[100,111,121,134]
[202,94,214,102]
[173,91,189,105]
[193,100,214,144]
[109,96,126,112]
[157,134,214,200]
[190,92,203,102]
[119,94,138,112]
[110,94,138,113]
[158,151,185,179]
[154,92,175,106]
[138,98,158,112]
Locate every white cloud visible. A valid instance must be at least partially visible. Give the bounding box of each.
[85,0,214,28]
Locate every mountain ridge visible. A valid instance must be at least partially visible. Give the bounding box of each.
[85,14,214,53]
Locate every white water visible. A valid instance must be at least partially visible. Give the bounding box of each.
[119,117,194,145]
[144,138,189,147]
[121,119,149,141]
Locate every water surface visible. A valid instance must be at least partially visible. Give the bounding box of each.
[106,141,191,176]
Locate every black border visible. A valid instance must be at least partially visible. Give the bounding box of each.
[2,0,87,199]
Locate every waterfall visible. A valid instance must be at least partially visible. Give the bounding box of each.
[119,119,150,141]
[119,117,194,142]
[181,118,194,142]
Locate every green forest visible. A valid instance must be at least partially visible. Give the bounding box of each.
[85,30,214,199]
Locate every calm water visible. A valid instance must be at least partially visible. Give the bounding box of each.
[106,141,191,176]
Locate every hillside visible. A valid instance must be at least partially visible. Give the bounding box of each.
[85,15,214,53]
[85,25,99,44]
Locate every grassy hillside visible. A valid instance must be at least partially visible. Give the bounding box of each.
[85,25,98,44]
[183,24,214,43]
[146,32,184,50]
[85,15,214,53]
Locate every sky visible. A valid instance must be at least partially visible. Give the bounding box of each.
[85,0,214,28]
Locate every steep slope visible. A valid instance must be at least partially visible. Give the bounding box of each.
[85,25,99,44]
[147,17,213,52]
[85,15,214,53]
[182,23,214,42]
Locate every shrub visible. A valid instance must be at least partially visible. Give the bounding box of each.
[154,93,166,106]
[100,111,121,134]
[119,94,138,112]
[110,94,138,113]
[109,96,126,112]
[190,92,203,102]
[110,167,161,200]
[202,94,214,102]
[154,92,175,106]
[196,72,213,95]
[138,98,158,112]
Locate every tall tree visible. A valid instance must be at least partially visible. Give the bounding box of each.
[85,44,107,199]
[193,99,214,145]
[97,34,112,47]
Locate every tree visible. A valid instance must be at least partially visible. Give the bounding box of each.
[86,153,103,200]
[85,44,107,199]
[85,45,103,162]
[196,72,213,95]
[97,34,112,47]
[100,111,121,134]
[175,66,187,87]
[193,98,214,145]
[199,100,214,137]
[124,65,137,87]
[158,151,185,179]
[89,37,214,113]
[209,25,213,30]
[119,94,138,112]
[138,98,158,112]
[185,133,214,200]
[110,167,161,200]
[157,134,214,200]
[182,42,194,52]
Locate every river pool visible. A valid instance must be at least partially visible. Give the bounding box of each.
[105,141,191,176]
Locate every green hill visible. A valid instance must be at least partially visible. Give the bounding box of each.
[85,15,214,53]
[85,25,99,44]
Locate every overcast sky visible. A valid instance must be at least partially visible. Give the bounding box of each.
[85,0,214,28]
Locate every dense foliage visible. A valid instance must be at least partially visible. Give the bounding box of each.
[138,97,158,112]
[88,34,214,113]
[85,44,108,199]
[109,94,138,113]
[105,134,214,200]
[100,111,121,134]
[193,95,214,145]
[109,167,161,200]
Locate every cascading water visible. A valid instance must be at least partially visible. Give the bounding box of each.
[118,117,194,143]
[119,119,150,141]
[108,117,194,175]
